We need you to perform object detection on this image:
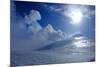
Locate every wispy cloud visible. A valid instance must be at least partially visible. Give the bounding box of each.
[43,4,95,20]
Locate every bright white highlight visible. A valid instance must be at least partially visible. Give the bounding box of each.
[74,36,83,40]
[69,9,83,25]
[74,40,87,48]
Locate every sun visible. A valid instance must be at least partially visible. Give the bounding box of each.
[69,9,83,25]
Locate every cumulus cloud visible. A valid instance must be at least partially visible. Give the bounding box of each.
[34,24,66,43]
[41,24,66,41]
[28,24,67,50]
[25,10,41,21]
[13,24,67,51]
[23,9,67,42]
[12,9,67,51]
[24,10,42,33]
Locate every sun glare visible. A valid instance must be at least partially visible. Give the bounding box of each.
[69,9,83,25]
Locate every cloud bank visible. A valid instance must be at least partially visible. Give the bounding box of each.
[11,9,67,51]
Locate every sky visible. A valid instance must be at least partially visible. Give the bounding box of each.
[11,1,95,65]
[12,1,95,40]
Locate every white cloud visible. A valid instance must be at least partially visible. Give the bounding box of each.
[12,9,67,51]
[25,10,41,22]
[13,24,67,51]
[24,10,42,33]
[41,24,66,41]
[24,10,67,43]
[35,24,66,43]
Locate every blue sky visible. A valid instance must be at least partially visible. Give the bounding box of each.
[13,1,95,40]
